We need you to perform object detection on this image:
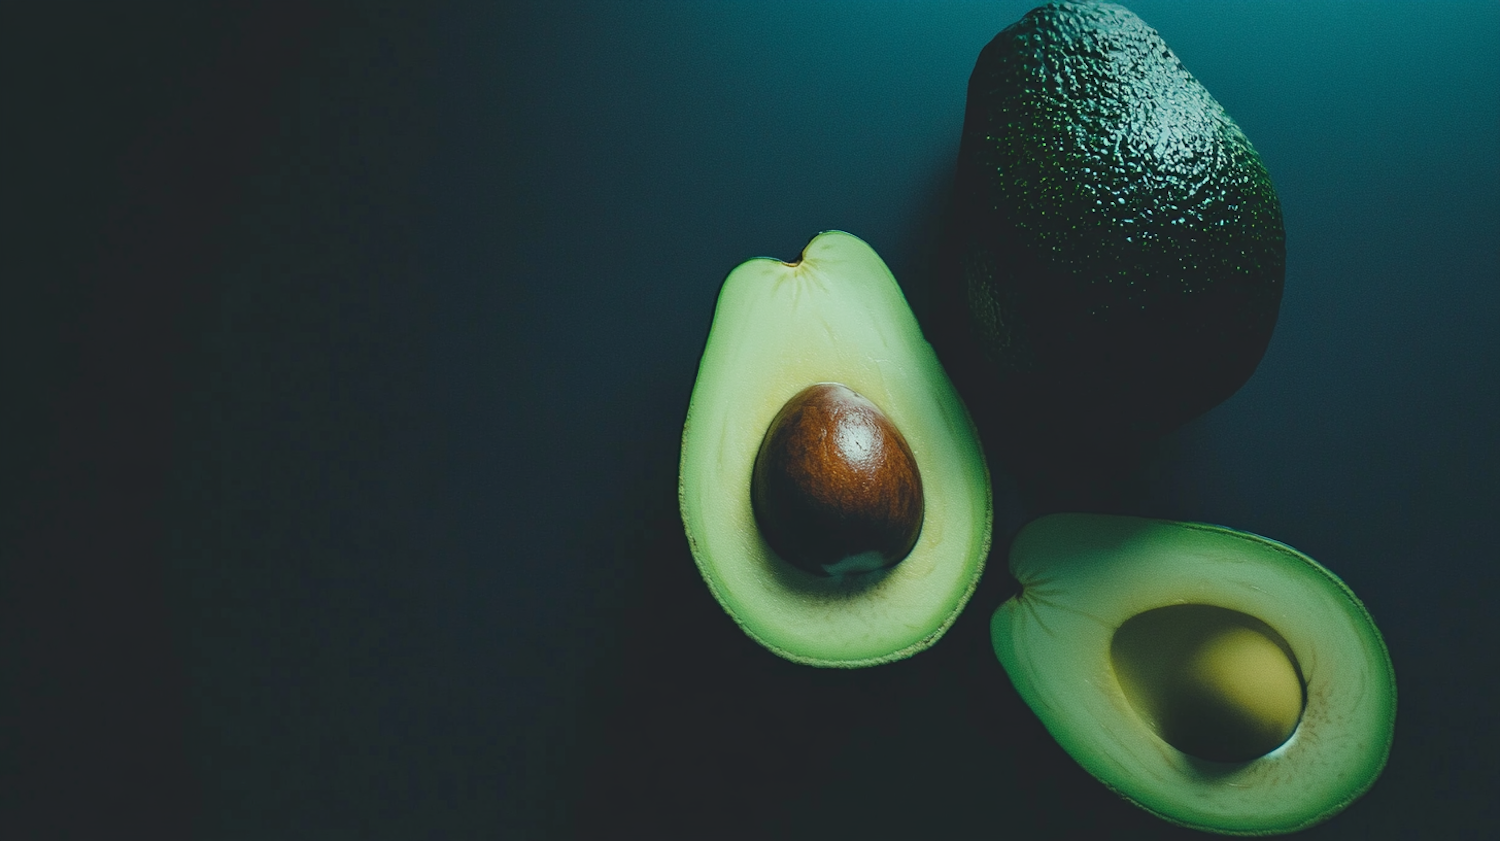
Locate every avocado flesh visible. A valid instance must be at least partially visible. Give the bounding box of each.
[942,2,1285,448]
[991,514,1395,835]
[680,231,992,667]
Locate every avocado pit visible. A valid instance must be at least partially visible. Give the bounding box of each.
[751,383,924,577]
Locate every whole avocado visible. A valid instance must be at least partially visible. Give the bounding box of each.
[937,2,1284,498]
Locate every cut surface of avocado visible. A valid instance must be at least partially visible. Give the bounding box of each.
[991,513,1395,835]
[680,231,992,667]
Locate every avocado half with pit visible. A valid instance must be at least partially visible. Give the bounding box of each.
[679,231,992,667]
[992,513,1395,835]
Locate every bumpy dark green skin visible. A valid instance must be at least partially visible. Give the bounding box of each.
[943,2,1284,451]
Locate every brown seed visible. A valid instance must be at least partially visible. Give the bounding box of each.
[751,383,924,576]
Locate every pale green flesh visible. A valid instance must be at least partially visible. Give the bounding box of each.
[992,513,1395,835]
[679,231,992,667]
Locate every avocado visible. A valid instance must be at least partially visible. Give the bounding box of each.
[679,231,992,667]
[936,2,1285,487]
[991,514,1395,834]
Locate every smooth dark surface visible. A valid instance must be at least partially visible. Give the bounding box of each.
[5,2,1497,838]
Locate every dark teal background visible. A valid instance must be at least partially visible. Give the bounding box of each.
[6,1,1497,838]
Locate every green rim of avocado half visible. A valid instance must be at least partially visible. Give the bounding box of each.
[679,231,993,667]
[992,513,1396,835]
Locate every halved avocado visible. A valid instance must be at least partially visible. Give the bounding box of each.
[991,513,1395,835]
[679,231,992,667]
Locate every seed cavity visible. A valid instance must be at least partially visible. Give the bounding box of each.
[1110,604,1304,762]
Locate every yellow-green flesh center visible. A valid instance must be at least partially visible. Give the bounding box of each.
[1111,604,1304,763]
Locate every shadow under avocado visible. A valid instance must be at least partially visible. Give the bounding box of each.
[569,469,1195,839]
[911,183,1159,522]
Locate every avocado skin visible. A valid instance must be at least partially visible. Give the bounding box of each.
[936,2,1284,494]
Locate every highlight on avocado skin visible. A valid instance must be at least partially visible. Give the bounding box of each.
[992,513,1396,836]
[942,1,1285,447]
[678,231,992,668]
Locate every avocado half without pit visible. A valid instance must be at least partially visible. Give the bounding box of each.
[992,514,1396,835]
[679,231,992,667]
